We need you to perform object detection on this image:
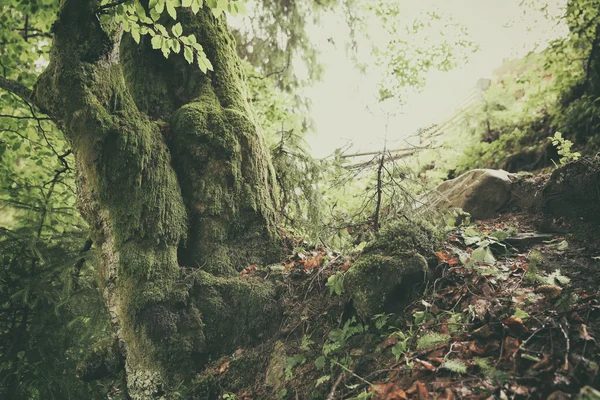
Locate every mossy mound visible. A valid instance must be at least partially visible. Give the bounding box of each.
[345,253,428,318]
[345,219,441,318]
[543,157,600,222]
[362,219,442,262]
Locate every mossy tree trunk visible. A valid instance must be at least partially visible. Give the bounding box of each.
[34,1,281,397]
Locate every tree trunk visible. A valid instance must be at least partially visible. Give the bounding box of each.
[35,1,282,397]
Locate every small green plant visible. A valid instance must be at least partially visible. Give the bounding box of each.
[441,359,467,374]
[373,313,391,330]
[417,333,450,350]
[549,132,581,165]
[326,272,345,296]
[285,354,306,381]
[511,308,529,321]
[322,318,365,356]
[390,330,412,361]
[474,357,511,383]
[524,250,543,283]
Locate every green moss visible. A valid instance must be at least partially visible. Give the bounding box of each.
[365,219,442,261]
[344,219,440,317]
[76,337,124,382]
[190,271,281,360]
[345,253,428,317]
[170,85,280,275]
[35,2,283,397]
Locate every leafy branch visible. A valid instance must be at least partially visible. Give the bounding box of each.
[101,0,247,72]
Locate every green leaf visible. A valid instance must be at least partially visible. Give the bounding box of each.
[131,27,141,44]
[172,40,181,53]
[172,22,183,37]
[161,41,171,58]
[149,0,160,8]
[184,46,194,64]
[182,0,192,6]
[315,356,326,369]
[391,340,406,361]
[490,230,510,242]
[315,375,330,387]
[150,8,161,21]
[512,308,529,321]
[155,0,165,14]
[151,35,163,49]
[191,0,202,13]
[155,24,168,36]
[166,0,177,19]
[325,273,344,296]
[471,246,495,264]
[235,1,247,14]
[135,1,148,21]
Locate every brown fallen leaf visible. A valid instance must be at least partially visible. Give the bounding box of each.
[546,391,571,400]
[509,383,529,396]
[530,353,553,372]
[234,348,245,357]
[374,381,407,400]
[536,285,562,300]
[502,336,520,361]
[472,324,494,338]
[440,388,456,400]
[303,253,323,270]
[218,360,230,374]
[406,381,429,400]
[381,335,399,349]
[503,317,528,336]
[413,358,436,371]
[578,324,595,342]
[340,261,352,272]
[435,250,459,266]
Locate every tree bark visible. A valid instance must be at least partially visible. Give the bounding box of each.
[34,1,282,397]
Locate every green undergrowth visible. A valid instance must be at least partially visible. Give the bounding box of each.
[191,216,600,399]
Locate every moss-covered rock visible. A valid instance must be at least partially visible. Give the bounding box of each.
[543,157,600,222]
[363,219,442,262]
[345,219,440,318]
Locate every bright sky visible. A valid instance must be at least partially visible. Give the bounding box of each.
[302,0,568,158]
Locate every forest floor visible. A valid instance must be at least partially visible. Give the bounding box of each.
[197,196,600,399]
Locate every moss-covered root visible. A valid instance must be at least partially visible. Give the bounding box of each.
[189,271,282,363]
[345,253,428,318]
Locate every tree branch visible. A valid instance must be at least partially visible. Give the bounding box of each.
[95,0,130,14]
[0,75,33,104]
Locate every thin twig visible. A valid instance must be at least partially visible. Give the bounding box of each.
[326,373,344,400]
[559,317,570,371]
